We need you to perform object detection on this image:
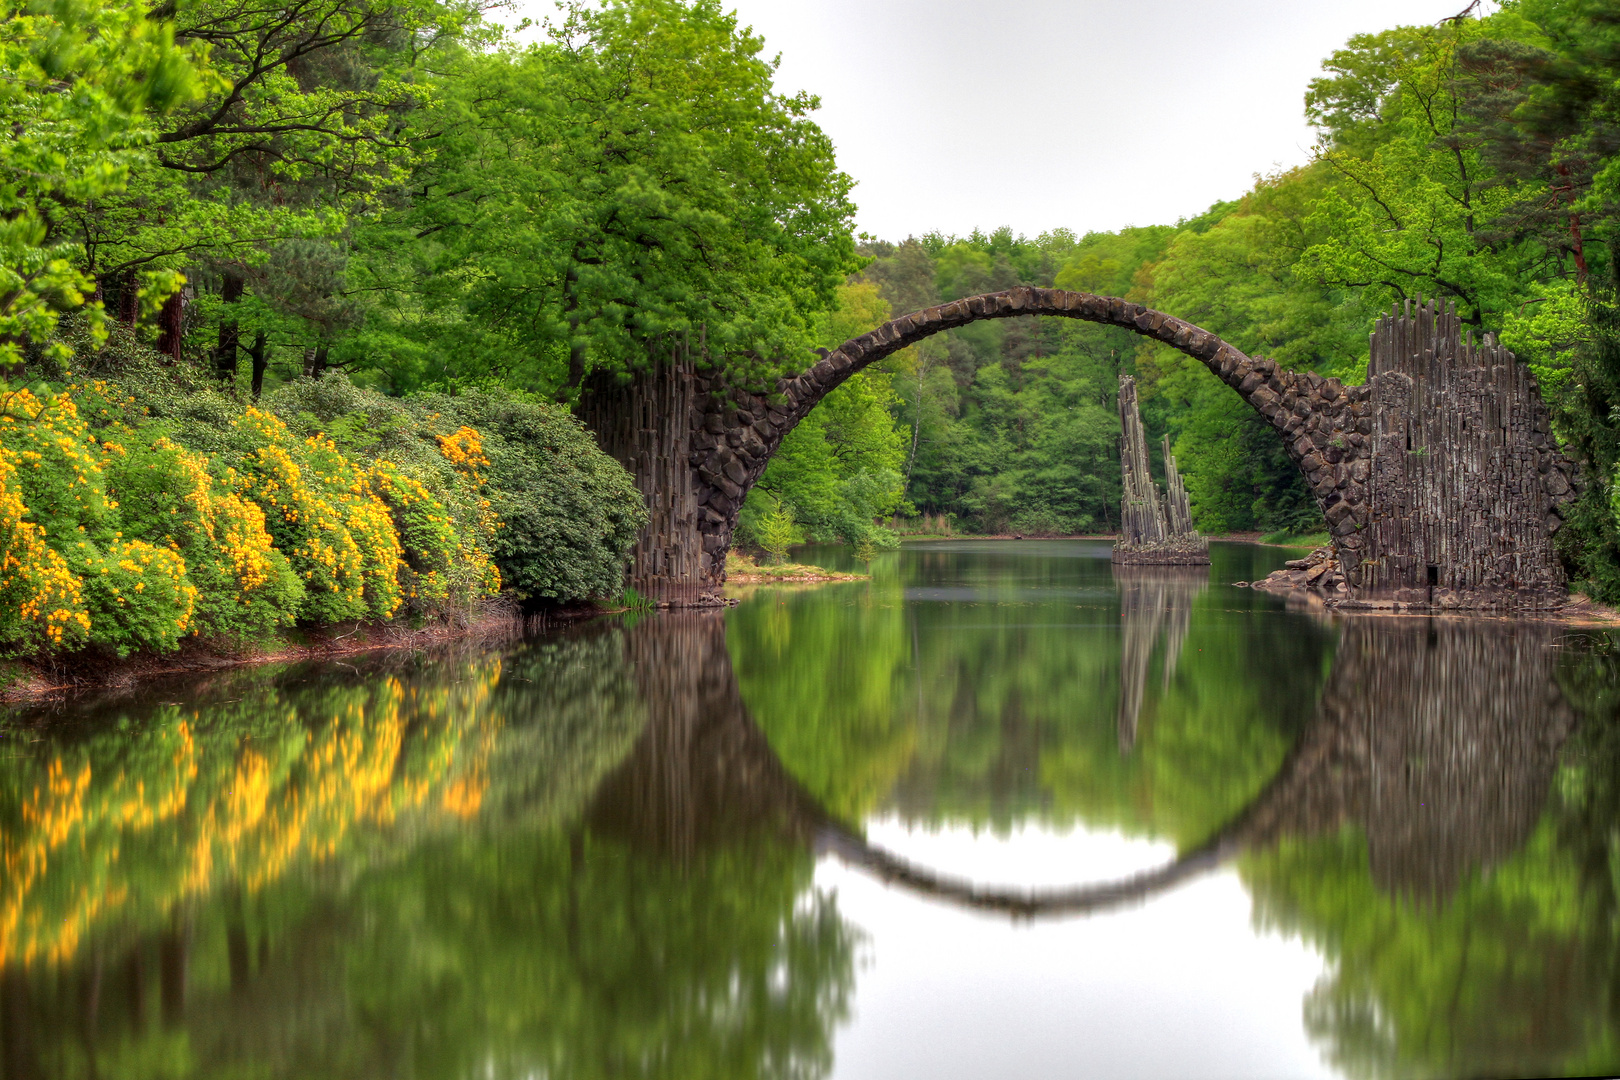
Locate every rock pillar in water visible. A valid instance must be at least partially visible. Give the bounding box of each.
[1113,374,1209,565]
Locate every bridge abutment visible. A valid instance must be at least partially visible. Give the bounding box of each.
[1343,299,1576,611]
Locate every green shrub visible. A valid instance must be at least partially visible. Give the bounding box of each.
[0,324,645,660]
[265,376,501,616]
[100,432,303,645]
[421,391,646,603]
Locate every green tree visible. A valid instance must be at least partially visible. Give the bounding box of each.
[0,0,208,362]
[363,0,858,394]
[753,495,798,565]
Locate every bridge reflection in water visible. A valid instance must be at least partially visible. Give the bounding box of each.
[595,605,1576,914]
[0,589,1616,1079]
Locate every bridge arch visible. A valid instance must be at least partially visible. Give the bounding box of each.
[580,285,1572,606]
[688,286,1368,591]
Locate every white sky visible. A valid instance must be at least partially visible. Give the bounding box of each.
[507,0,1486,241]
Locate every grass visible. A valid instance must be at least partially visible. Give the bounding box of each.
[1257,530,1331,548]
[888,513,957,538]
[725,551,868,581]
[615,586,656,612]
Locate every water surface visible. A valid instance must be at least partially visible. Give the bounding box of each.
[3,540,1618,1079]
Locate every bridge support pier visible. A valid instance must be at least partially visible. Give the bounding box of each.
[578,349,731,605]
[1337,300,1575,610]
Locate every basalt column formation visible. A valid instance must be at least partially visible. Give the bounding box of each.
[1347,299,1577,610]
[576,342,715,606]
[1113,374,1209,565]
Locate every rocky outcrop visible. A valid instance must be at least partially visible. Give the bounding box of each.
[1250,546,1348,597]
[1113,374,1209,565]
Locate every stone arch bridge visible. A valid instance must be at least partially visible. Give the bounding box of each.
[579,288,1577,610]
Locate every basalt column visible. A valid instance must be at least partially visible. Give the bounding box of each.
[1113,374,1208,565]
[576,345,711,605]
[1350,299,1578,610]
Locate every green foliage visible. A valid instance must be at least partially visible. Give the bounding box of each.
[97,429,303,644]
[263,375,504,615]
[0,319,647,658]
[421,390,648,603]
[736,282,910,550]
[360,0,859,393]
[0,0,210,364]
[753,495,799,565]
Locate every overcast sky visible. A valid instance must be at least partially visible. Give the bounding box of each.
[508,1,1485,241]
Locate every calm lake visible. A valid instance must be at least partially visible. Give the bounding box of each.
[3,539,1618,1079]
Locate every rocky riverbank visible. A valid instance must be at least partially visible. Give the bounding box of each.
[1243,545,1350,597]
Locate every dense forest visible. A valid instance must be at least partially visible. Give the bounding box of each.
[6,0,1620,661]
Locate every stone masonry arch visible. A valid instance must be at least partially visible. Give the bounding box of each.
[693,287,1348,583]
[580,286,1576,608]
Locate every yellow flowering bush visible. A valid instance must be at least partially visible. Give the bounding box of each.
[0,359,636,658]
[103,434,304,643]
[370,459,501,614]
[370,462,457,606]
[266,379,502,618]
[0,451,89,651]
[72,539,197,656]
[437,425,489,474]
[231,409,402,624]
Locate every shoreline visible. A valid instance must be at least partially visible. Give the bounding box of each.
[889,531,1315,547]
[0,602,586,705]
[15,535,1618,705]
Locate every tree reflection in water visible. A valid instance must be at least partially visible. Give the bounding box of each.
[5,593,1620,1079]
[0,623,854,1080]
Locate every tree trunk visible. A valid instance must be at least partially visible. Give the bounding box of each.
[115,269,139,328]
[301,342,330,379]
[154,289,184,362]
[215,272,244,380]
[248,330,268,398]
[576,341,710,603]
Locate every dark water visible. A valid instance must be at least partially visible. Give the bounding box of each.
[4,540,1620,1079]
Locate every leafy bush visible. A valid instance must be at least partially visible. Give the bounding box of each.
[229,408,402,624]
[263,376,503,617]
[0,332,646,659]
[102,432,303,642]
[420,391,646,603]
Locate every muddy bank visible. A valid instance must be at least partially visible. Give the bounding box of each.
[0,600,563,703]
